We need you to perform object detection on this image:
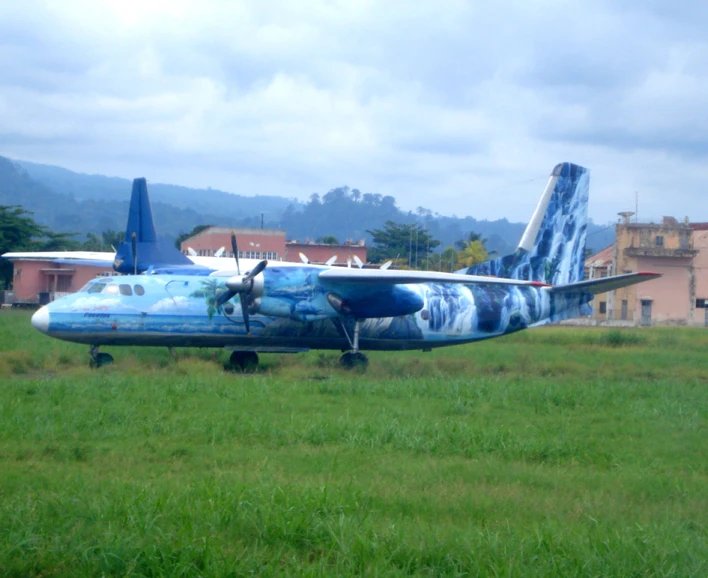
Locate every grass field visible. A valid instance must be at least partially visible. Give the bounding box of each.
[1,309,707,576]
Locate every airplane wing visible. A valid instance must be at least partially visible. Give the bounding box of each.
[549,272,661,295]
[318,268,549,286]
[2,251,115,268]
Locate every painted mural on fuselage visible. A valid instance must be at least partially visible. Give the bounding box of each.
[48,267,592,350]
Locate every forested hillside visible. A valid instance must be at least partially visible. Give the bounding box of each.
[2,156,614,254]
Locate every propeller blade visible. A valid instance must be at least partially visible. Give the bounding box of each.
[244,259,267,283]
[230,233,240,275]
[353,255,364,269]
[215,289,236,308]
[131,232,137,275]
[239,292,250,335]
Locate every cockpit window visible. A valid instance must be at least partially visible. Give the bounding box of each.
[134,284,145,296]
[119,284,133,296]
[87,283,106,294]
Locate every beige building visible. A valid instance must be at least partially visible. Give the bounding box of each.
[585,215,708,325]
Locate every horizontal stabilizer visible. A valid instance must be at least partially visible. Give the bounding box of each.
[318,268,548,287]
[549,272,660,295]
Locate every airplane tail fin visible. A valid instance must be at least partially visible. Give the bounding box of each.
[113,178,193,274]
[464,162,590,285]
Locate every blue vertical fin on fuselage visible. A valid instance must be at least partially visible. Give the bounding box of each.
[463,162,590,285]
[113,178,199,274]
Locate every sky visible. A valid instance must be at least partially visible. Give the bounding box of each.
[1,0,707,224]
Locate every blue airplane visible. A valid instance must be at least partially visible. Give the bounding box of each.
[30,162,659,370]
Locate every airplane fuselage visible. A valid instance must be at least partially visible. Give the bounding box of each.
[32,266,593,352]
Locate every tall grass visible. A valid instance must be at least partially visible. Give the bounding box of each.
[1,310,707,576]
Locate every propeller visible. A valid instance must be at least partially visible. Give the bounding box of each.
[214,232,267,335]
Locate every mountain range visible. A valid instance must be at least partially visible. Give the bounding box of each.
[1,156,614,256]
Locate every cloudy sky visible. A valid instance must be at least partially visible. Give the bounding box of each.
[1,0,707,223]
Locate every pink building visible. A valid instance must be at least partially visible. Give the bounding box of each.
[585,216,708,325]
[4,256,112,303]
[180,227,285,260]
[181,226,367,266]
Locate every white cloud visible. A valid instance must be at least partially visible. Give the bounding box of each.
[1,0,708,223]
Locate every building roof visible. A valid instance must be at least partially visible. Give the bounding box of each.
[585,245,613,268]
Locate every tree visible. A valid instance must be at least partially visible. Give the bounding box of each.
[366,221,440,265]
[315,235,339,245]
[456,240,488,268]
[455,231,487,251]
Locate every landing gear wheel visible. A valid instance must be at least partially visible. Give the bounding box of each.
[90,352,114,368]
[339,351,368,370]
[228,351,259,373]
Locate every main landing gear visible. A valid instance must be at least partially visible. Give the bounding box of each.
[227,351,259,373]
[337,319,369,369]
[89,345,113,368]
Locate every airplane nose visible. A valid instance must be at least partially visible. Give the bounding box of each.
[31,306,50,334]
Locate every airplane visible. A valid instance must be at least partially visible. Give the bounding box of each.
[27,163,660,370]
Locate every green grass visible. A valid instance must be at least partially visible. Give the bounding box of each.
[1,309,707,576]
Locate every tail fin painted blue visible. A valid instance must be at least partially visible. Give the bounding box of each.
[113,178,194,274]
[465,162,589,285]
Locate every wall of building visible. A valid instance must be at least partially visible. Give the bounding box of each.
[181,227,286,260]
[586,217,708,326]
[11,261,112,301]
[286,243,367,265]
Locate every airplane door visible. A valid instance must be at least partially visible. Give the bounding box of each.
[640,299,652,326]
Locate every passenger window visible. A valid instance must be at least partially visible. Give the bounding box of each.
[134,285,145,296]
[87,283,106,294]
[119,284,133,296]
[105,285,119,295]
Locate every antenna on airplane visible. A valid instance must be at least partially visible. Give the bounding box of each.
[299,252,310,264]
[131,232,137,275]
[325,255,337,266]
[380,260,392,270]
[187,247,197,256]
[214,246,226,258]
[353,255,364,269]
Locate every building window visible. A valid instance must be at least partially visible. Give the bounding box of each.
[599,301,607,314]
[655,235,664,247]
[697,299,707,308]
[599,271,607,278]
[621,300,628,320]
